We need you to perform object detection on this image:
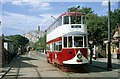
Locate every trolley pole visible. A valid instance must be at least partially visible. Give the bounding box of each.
[107,0,112,69]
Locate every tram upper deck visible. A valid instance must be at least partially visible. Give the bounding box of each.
[46,12,87,42]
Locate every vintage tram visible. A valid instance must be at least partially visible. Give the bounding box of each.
[46,12,89,69]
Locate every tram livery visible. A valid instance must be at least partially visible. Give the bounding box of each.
[46,12,89,66]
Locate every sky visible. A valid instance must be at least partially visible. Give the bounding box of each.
[0,0,119,36]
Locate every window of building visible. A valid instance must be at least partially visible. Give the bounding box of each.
[64,16,69,24]
[71,16,81,24]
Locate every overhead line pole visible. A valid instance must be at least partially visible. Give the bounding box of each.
[107,0,112,69]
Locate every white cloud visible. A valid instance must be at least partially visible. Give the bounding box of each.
[39,13,60,30]
[12,1,23,6]
[2,11,42,32]
[102,0,116,7]
[2,11,60,35]
[2,0,120,2]
[41,3,50,7]
[102,0,108,6]
[12,0,50,8]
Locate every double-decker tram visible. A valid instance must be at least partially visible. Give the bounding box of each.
[46,12,89,71]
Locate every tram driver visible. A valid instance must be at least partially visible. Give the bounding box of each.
[74,41,79,47]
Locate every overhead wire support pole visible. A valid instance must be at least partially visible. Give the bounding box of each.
[107,0,112,69]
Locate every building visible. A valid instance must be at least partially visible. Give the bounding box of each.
[23,31,45,43]
[104,23,120,59]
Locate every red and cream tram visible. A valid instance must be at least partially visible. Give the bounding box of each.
[46,12,88,67]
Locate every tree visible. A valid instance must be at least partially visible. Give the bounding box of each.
[34,34,46,51]
[6,35,29,53]
[111,9,120,32]
[68,6,94,14]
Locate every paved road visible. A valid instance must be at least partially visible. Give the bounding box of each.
[1,51,120,79]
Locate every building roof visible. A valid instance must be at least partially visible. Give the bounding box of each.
[113,23,120,38]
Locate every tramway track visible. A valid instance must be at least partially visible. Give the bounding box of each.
[28,60,42,79]
[37,52,90,73]
[1,57,20,79]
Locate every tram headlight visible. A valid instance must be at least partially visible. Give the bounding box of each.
[77,53,82,59]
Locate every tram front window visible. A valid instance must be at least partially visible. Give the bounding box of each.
[64,37,67,47]
[74,36,83,47]
[71,16,81,24]
[68,36,72,47]
[82,16,86,24]
[64,16,69,24]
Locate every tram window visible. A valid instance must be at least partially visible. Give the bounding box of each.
[68,36,72,47]
[58,42,62,51]
[71,16,81,24]
[53,43,56,51]
[82,16,86,24]
[64,16,69,24]
[50,44,53,51]
[84,36,87,47]
[46,45,50,51]
[52,43,55,51]
[58,18,62,26]
[74,36,83,47]
[54,42,62,51]
[64,37,67,47]
[55,42,59,51]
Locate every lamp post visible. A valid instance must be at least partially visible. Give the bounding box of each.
[107,0,112,69]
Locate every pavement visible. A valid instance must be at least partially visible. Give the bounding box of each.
[0,51,120,78]
[91,58,120,71]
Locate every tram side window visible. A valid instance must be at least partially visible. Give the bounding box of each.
[52,43,55,51]
[71,16,81,24]
[58,42,62,51]
[64,37,67,47]
[54,42,62,51]
[68,36,72,47]
[84,36,87,47]
[46,44,50,51]
[55,42,59,51]
[82,16,86,24]
[53,43,56,51]
[64,16,69,24]
[74,36,83,47]
[58,18,62,26]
